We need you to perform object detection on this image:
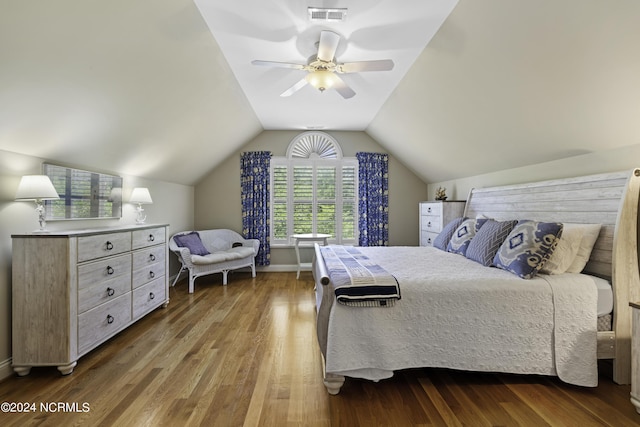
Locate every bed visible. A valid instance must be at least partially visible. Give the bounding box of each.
[312,169,640,395]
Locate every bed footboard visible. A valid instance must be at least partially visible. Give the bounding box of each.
[313,244,347,394]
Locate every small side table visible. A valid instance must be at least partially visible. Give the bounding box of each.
[631,302,640,413]
[292,233,331,279]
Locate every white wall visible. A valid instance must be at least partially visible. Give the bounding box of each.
[194,130,429,266]
[427,143,640,201]
[0,149,194,379]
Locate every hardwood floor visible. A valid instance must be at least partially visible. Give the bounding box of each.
[0,271,638,426]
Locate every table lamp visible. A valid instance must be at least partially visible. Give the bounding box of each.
[130,187,153,224]
[15,175,60,232]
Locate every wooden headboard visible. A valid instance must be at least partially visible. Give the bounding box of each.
[464,169,640,384]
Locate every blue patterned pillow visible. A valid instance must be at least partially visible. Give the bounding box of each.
[447,218,484,256]
[465,219,517,266]
[493,220,563,279]
[173,231,210,256]
[433,217,465,251]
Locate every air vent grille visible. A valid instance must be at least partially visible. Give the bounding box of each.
[308,7,347,22]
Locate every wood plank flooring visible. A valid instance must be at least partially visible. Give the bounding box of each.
[0,271,638,426]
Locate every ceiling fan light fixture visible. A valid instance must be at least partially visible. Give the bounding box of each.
[305,70,337,92]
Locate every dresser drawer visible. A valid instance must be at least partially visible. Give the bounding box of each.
[78,293,132,354]
[133,266,164,289]
[421,231,439,247]
[78,275,130,314]
[420,203,441,216]
[132,227,166,250]
[78,232,132,262]
[133,246,165,270]
[421,216,442,233]
[78,254,132,290]
[133,277,166,319]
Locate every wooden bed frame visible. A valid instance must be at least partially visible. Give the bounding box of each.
[314,169,640,391]
[462,169,640,385]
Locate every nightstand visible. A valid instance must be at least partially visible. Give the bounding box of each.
[631,302,640,413]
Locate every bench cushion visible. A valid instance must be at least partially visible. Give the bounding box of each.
[227,247,256,258]
[190,246,255,265]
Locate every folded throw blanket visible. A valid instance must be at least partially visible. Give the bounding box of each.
[320,245,401,307]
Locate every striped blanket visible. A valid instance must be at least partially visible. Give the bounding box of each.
[320,245,401,307]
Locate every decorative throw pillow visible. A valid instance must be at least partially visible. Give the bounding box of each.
[173,231,210,256]
[539,223,585,274]
[493,220,563,279]
[565,224,601,273]
[465,219,517,266]
[433,217,465,251]
[475,217,489,232]
[447,218,484,256]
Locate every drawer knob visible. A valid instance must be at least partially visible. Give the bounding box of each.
[427,207,432,213]
[106,287,115,297]
[427,221,432,227]
[105,241,114,250]
[149,271,155,279]
[107,315,114,324]
[148,234,155,242]
[149,292,155,300]
[427,238,432,244]
[106,266,114,275]
[149,254,156,261]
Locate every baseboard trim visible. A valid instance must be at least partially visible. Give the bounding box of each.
[0,357,13,380]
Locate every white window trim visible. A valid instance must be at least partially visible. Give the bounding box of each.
[270,132,358,247]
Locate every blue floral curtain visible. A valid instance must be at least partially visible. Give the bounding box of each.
[240,151,271,265]
[356,152,389,246]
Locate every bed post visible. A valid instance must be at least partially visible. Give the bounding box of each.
[612,168,640,384]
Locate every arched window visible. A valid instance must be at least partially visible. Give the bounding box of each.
[271,132,358,245]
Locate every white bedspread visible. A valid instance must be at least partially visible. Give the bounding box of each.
[319,246,598,387]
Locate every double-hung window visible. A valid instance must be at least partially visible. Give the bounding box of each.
[270,132,358,246]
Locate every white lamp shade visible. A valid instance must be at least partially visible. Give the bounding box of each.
[15,175,60,201]
[130,187,153,204]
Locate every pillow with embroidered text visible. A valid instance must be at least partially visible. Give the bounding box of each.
[494,220,563,279]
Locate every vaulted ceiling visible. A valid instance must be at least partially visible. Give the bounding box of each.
[193,0,458,130]
[1,1,639,186]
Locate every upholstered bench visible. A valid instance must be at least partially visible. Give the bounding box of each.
[169,229,259,293]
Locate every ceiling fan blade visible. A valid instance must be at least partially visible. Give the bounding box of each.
[338,59,395,73]
[280,78,308,97]
[332,74,356,99]
[317,30,340,62]
[252,60,305,70]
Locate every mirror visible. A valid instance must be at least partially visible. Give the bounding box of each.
[43,163,123,220]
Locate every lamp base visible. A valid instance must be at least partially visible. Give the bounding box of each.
[34,201,50,232]
[135,205,147,224]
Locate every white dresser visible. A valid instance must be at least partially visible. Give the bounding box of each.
[11,224,169,376]
[419,201,466,246]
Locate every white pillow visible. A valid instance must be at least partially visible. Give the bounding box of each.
[565,224,602,273]
[540,224,584,275]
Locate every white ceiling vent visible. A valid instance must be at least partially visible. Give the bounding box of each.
[308,7,347,22]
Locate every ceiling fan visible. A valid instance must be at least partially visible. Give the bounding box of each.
[251,30,394,99]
